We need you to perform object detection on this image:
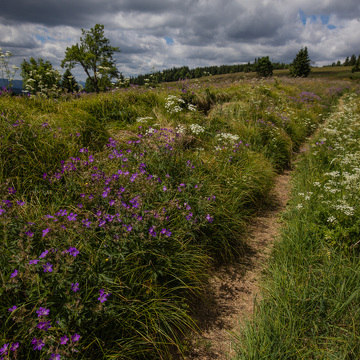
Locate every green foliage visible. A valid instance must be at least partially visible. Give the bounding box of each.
[62,24,120,93]
[352,57,360,73]
[290,46,311,77]
[20,57,61,97]
[255,56,273,77]
[60,69,79,93]
[84,76,112,92]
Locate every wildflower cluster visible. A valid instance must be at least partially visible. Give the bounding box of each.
[1,128,215,358]
[292,93,360,247]
[165,95,196,114]
[0,48,20,91]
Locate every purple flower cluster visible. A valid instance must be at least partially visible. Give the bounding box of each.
[98,289,111,303]
[0,342,19,356]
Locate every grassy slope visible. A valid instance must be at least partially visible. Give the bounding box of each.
[233,90,360,359]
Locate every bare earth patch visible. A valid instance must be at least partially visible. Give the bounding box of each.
[180,170,292,360]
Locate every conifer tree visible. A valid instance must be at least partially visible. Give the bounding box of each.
[352,56,360,73]
[61,69,79,93]
[290,47,311,77]
[255,56,273,77]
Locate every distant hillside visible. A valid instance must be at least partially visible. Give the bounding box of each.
[0,79,86,94]
[0,79,24,94]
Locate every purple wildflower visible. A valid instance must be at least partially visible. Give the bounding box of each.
[43,263,53,273]
[71,333,81,342]
[71,283,79,292]
[42,228,50,237]
[10,269,18,278]
[36,307,50,317]
[10,342,19,351]
[82,219,91,228]
[50,354,61,360]
[55,209,67,216]
[60,335,68,345]
[67,247,79,257]
[206,214,214,223]
[8,306,17,312]
[186,212,193,221]
[37,321,51,331]
[149,226,157,237]
[163,186,167,191]
[16,200,25,206]
[98,289,111,303]
[8,187,16,194]
[31,338,45,350]
[29,259,39,265]
[67,213,77,221]
[39,250,49,258]
[0,343,9,355]
[25,230,34,237]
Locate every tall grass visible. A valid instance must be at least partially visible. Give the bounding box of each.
[233,91,360,359]
[0,77,353,359]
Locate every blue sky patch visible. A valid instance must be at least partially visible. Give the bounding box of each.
[35,34,55,43]
[299,10,307,25]
[164,37,174,45]
[320,15,329,25]
[327,24,336,30]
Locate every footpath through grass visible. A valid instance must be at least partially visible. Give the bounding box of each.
[233,91,360,359]
[0,77,356,359]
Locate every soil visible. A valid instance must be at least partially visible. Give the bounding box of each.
[179,170,292,360]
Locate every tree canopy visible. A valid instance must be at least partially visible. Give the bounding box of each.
[62,24,120,92]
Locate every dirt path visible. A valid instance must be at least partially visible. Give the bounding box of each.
[181,170,292,360]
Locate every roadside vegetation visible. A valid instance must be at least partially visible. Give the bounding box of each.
[233,90,360,359]
[0,72,358,359]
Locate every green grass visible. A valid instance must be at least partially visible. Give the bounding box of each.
[233,91,360,359]
[0,75,357,359]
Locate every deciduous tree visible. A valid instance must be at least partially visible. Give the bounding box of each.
[62,24,120,92]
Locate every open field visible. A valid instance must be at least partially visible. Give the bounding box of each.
[0,73,359,359]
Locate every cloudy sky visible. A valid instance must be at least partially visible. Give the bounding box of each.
[1,0,360,81]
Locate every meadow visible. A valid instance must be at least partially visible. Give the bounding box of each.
[234,88,360,359]
[0,73,358,359]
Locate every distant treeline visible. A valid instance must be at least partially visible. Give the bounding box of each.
[129,59,289,85]
[328,54,360,67]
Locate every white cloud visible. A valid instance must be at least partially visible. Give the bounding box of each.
[1,0,360,81]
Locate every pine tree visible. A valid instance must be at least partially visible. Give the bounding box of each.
[61,69,79,93]
[352,55,360,73]
[349,54,357,66]
[290,47,311,77]
[255,56,273,77]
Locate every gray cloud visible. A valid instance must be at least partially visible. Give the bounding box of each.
[1,0,360,81]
